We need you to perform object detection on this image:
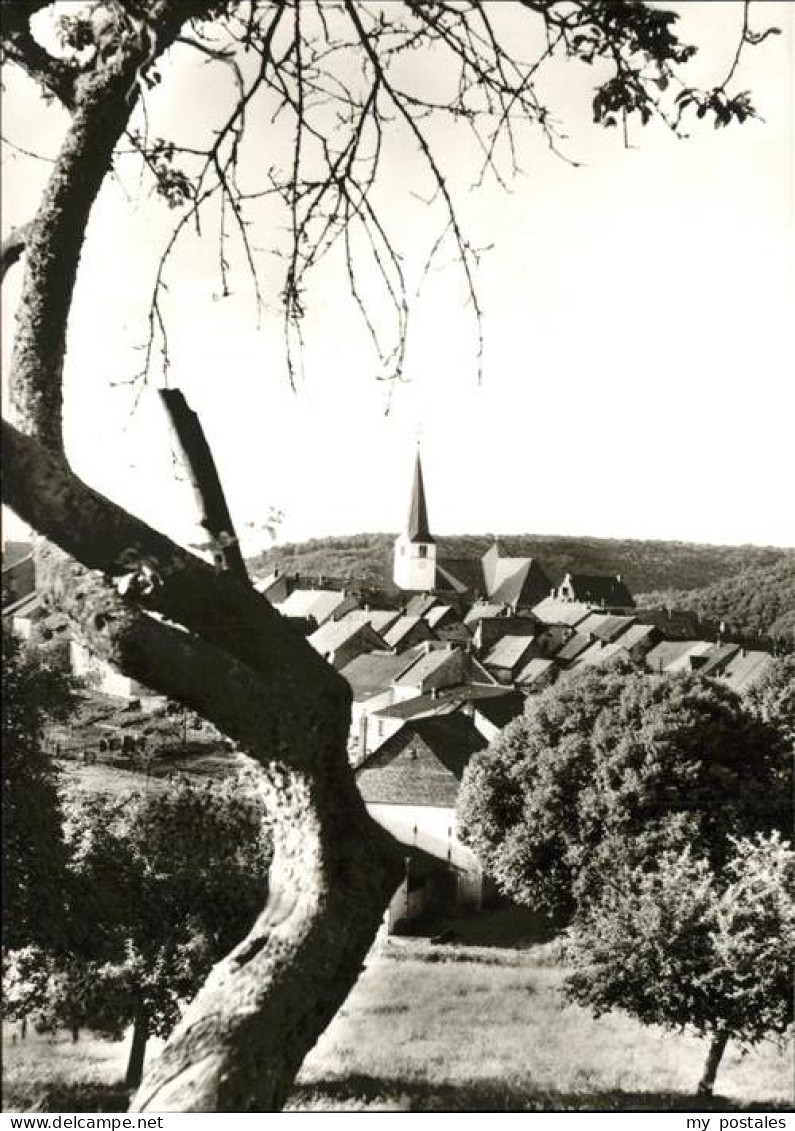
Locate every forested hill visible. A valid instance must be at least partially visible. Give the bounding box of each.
[639,557,795,644]
[249,533,792,600]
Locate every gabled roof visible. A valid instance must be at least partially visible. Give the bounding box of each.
[472,690,525,727]
[405,593,440,618]
[576,613,635,643]
[482,635,536,672]
[308,617,386,658]
[435,557,486,596]
[561,573,635,609]
[341,650,422,699]
[613,623,658,652]
[531,598,592,627]
[425,604,457,629]
[718,650,774,692]
[644,639,713,673]
[373,683,521,723]
[698,643,741,679]
[406,451,434,544]
[383,614,431,650]
[275,588,356,625]
[464,602,506,627]
[515,657,557,687]
[356,715,487,807]
[554,634,593,663]
[488,557,552,609]
[392,644,460,689]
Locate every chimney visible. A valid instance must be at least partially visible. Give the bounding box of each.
[274,567,280,578]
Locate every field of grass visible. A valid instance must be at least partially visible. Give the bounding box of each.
[4,932,791,1113]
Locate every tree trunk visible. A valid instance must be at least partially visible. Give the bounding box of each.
[126,1007,149,1091]
[71,1023,80,1043]
[1,1,405,1113]
[130,750,402,1112]
[697,1029,729,1097]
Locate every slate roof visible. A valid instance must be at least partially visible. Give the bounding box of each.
[308,617,385,658]
[718,650,774,692]
[425,604,455,629]
[276,588,356,625]
[482,635,536,672]
[611,623,658,654]
[383,615,431,650]
[554,634,593,664]
[464,602,506,627]
[561,573,635,608]
[435,557,486,596]
[577,613,635,643]
[392,645,459,689]
[531,598,592,627]
[473,690,525,727]
[341,651,422,699]
[644,639,713,673]
[356,715,487,807]
[698,643,741,679]
[406,451,434,543]
[373,683,520,722]
[515,657,557,687]
[406,594,440,618]
[488,558,552,608]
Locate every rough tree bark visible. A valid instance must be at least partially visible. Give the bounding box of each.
[2,1,403,1111]
[697,1030,729,1097]
[125,1004,149,1091]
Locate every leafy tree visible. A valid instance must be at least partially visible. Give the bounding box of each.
[0,0,779,1110]
[46,781,271,1088]
[2,628,79,951]
[746,655,795,747]
[457,665,791,917]
[640,556,795,645]
[563,833,795,1097]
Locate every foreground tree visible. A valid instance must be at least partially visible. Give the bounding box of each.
[45,782,272,1089]
[1,0,779,1111]
[563,833,795,1097]
[2,629,79,952]
[457,665,791,917]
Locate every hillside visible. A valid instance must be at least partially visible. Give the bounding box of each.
[249,533,792,598]
[639,556,795,644]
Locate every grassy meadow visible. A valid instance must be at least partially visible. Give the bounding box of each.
[3,927,791,1113]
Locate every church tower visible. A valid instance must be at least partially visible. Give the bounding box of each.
[393,449,437,592]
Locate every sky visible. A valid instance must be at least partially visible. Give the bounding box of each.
[2,1,793,557]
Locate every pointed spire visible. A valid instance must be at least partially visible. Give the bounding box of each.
[406,449,434,543]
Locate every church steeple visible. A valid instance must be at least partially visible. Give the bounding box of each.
[406,450,434,544]
[393,447,437,592]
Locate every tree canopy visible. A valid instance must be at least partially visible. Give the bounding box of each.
[457,664,792,917]
[2,628,80,952]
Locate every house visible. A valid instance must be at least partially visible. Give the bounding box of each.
[481,634,538,684]
[716,648,775,692]
[480,542,552,610]
[254,568,293,605]
[472,613,540,655]
[423,604,471,645]
[307,615,387,670]
[531,596,592,629]
[273,586,359,628]
[557,572,635,609]
[382,614,435,652]
[366,681,521,756]
[392,643,496,701]
[341,648,429,763]
[515,656,558,693]
[356,715,489,927]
